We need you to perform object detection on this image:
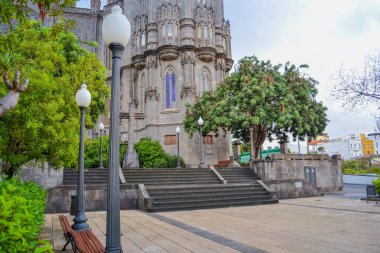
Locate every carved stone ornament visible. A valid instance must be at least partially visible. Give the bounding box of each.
[145,87,159,102]
[133,98,139,108]
[181,84,197,99]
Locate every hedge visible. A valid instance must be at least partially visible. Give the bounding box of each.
[0,178,53,252]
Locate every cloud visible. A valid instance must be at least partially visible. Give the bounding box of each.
[225,0,380,136]
[340,0,380,35]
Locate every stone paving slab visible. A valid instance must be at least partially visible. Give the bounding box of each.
[161,197,380,253]
[45,197,380,253]
[46,211,239,253]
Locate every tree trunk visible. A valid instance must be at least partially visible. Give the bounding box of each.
[0,90,20,117]
[250,125,268,160]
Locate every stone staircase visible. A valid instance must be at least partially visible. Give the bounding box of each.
[123,168,220,185]
[62,167,278,212]
[145,183,277,212]
[63,168,109,185]
[216,167,259,183]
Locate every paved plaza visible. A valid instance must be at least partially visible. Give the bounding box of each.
[43,191,380,253]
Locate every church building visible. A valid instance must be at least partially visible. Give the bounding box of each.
[36,0,234,167]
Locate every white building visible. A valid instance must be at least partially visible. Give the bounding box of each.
[319,135,362,160]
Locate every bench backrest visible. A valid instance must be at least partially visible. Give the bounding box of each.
[59,215,72,234]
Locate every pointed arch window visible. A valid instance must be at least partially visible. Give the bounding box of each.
[168,23,173,37]
[165,67,176,108]
[201,67,211,92]
[204,25,208,39]
[141,32,145,46]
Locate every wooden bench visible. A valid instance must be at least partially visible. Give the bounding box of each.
[58,215,105,253]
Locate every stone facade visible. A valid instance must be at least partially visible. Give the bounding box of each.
[20,0,233,167]
[70,0,233,167]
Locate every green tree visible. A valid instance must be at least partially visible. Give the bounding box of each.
[0,0,76,27]
[84,136,127,169]
[0,20,109,178]
[0,0,76,117]
[184,56,328,158]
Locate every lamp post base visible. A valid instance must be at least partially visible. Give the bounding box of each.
[105,246,123,253]
[72,212,89,231]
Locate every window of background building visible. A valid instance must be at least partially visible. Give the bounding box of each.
[203,135,213,145]
[165,135,176,145]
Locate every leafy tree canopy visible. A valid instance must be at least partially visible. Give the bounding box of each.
[184,55,328,158]
[0,20,109,177]
[0,0,76,28]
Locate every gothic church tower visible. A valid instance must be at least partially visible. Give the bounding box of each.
[102,0,233,167]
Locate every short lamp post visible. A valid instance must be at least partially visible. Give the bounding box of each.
[102,5,131,253]
[198,117,204,168]
[99,122,104,169]
[72,83,91,231]
[176,126,181,168]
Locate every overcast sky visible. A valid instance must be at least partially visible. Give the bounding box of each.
[223,0,380,138]
[78,0,380,138]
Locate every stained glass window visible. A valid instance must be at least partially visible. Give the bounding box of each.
[165,68,177,108]
[171,73,176,101]
[166,73,170,108]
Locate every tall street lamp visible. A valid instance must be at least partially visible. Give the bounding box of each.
[102,5,131,253]
[72,83,91,231]
[198,117,204,168]
[99,122,104,169]
[176,126,181,168]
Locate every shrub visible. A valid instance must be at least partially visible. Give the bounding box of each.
[134,138,169,168]
[84,136,127,168]
[342,168,368,175]
[368,167,380,175]
[342,160,366,171]
[0,178,53,252]
[372,177,380,195]
[167,155,185,168]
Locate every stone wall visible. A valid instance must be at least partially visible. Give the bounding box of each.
[45,184,138,214]
[261,179,322,199]
[18,163,63,189]
[254,154,343,193]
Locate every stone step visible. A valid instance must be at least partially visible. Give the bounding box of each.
[152,194,273,205]
[123,169,212,173]
[147,185,263,195]
[125,174,217,179]
[127,180,221,185]
[151,191,271,200]
[147,199,279,212]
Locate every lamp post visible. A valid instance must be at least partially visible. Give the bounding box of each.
[102,5,131,253]
[99,122,104,169]
[176,126,181,168]
[72,83,91,231]
[198,117,204,168]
